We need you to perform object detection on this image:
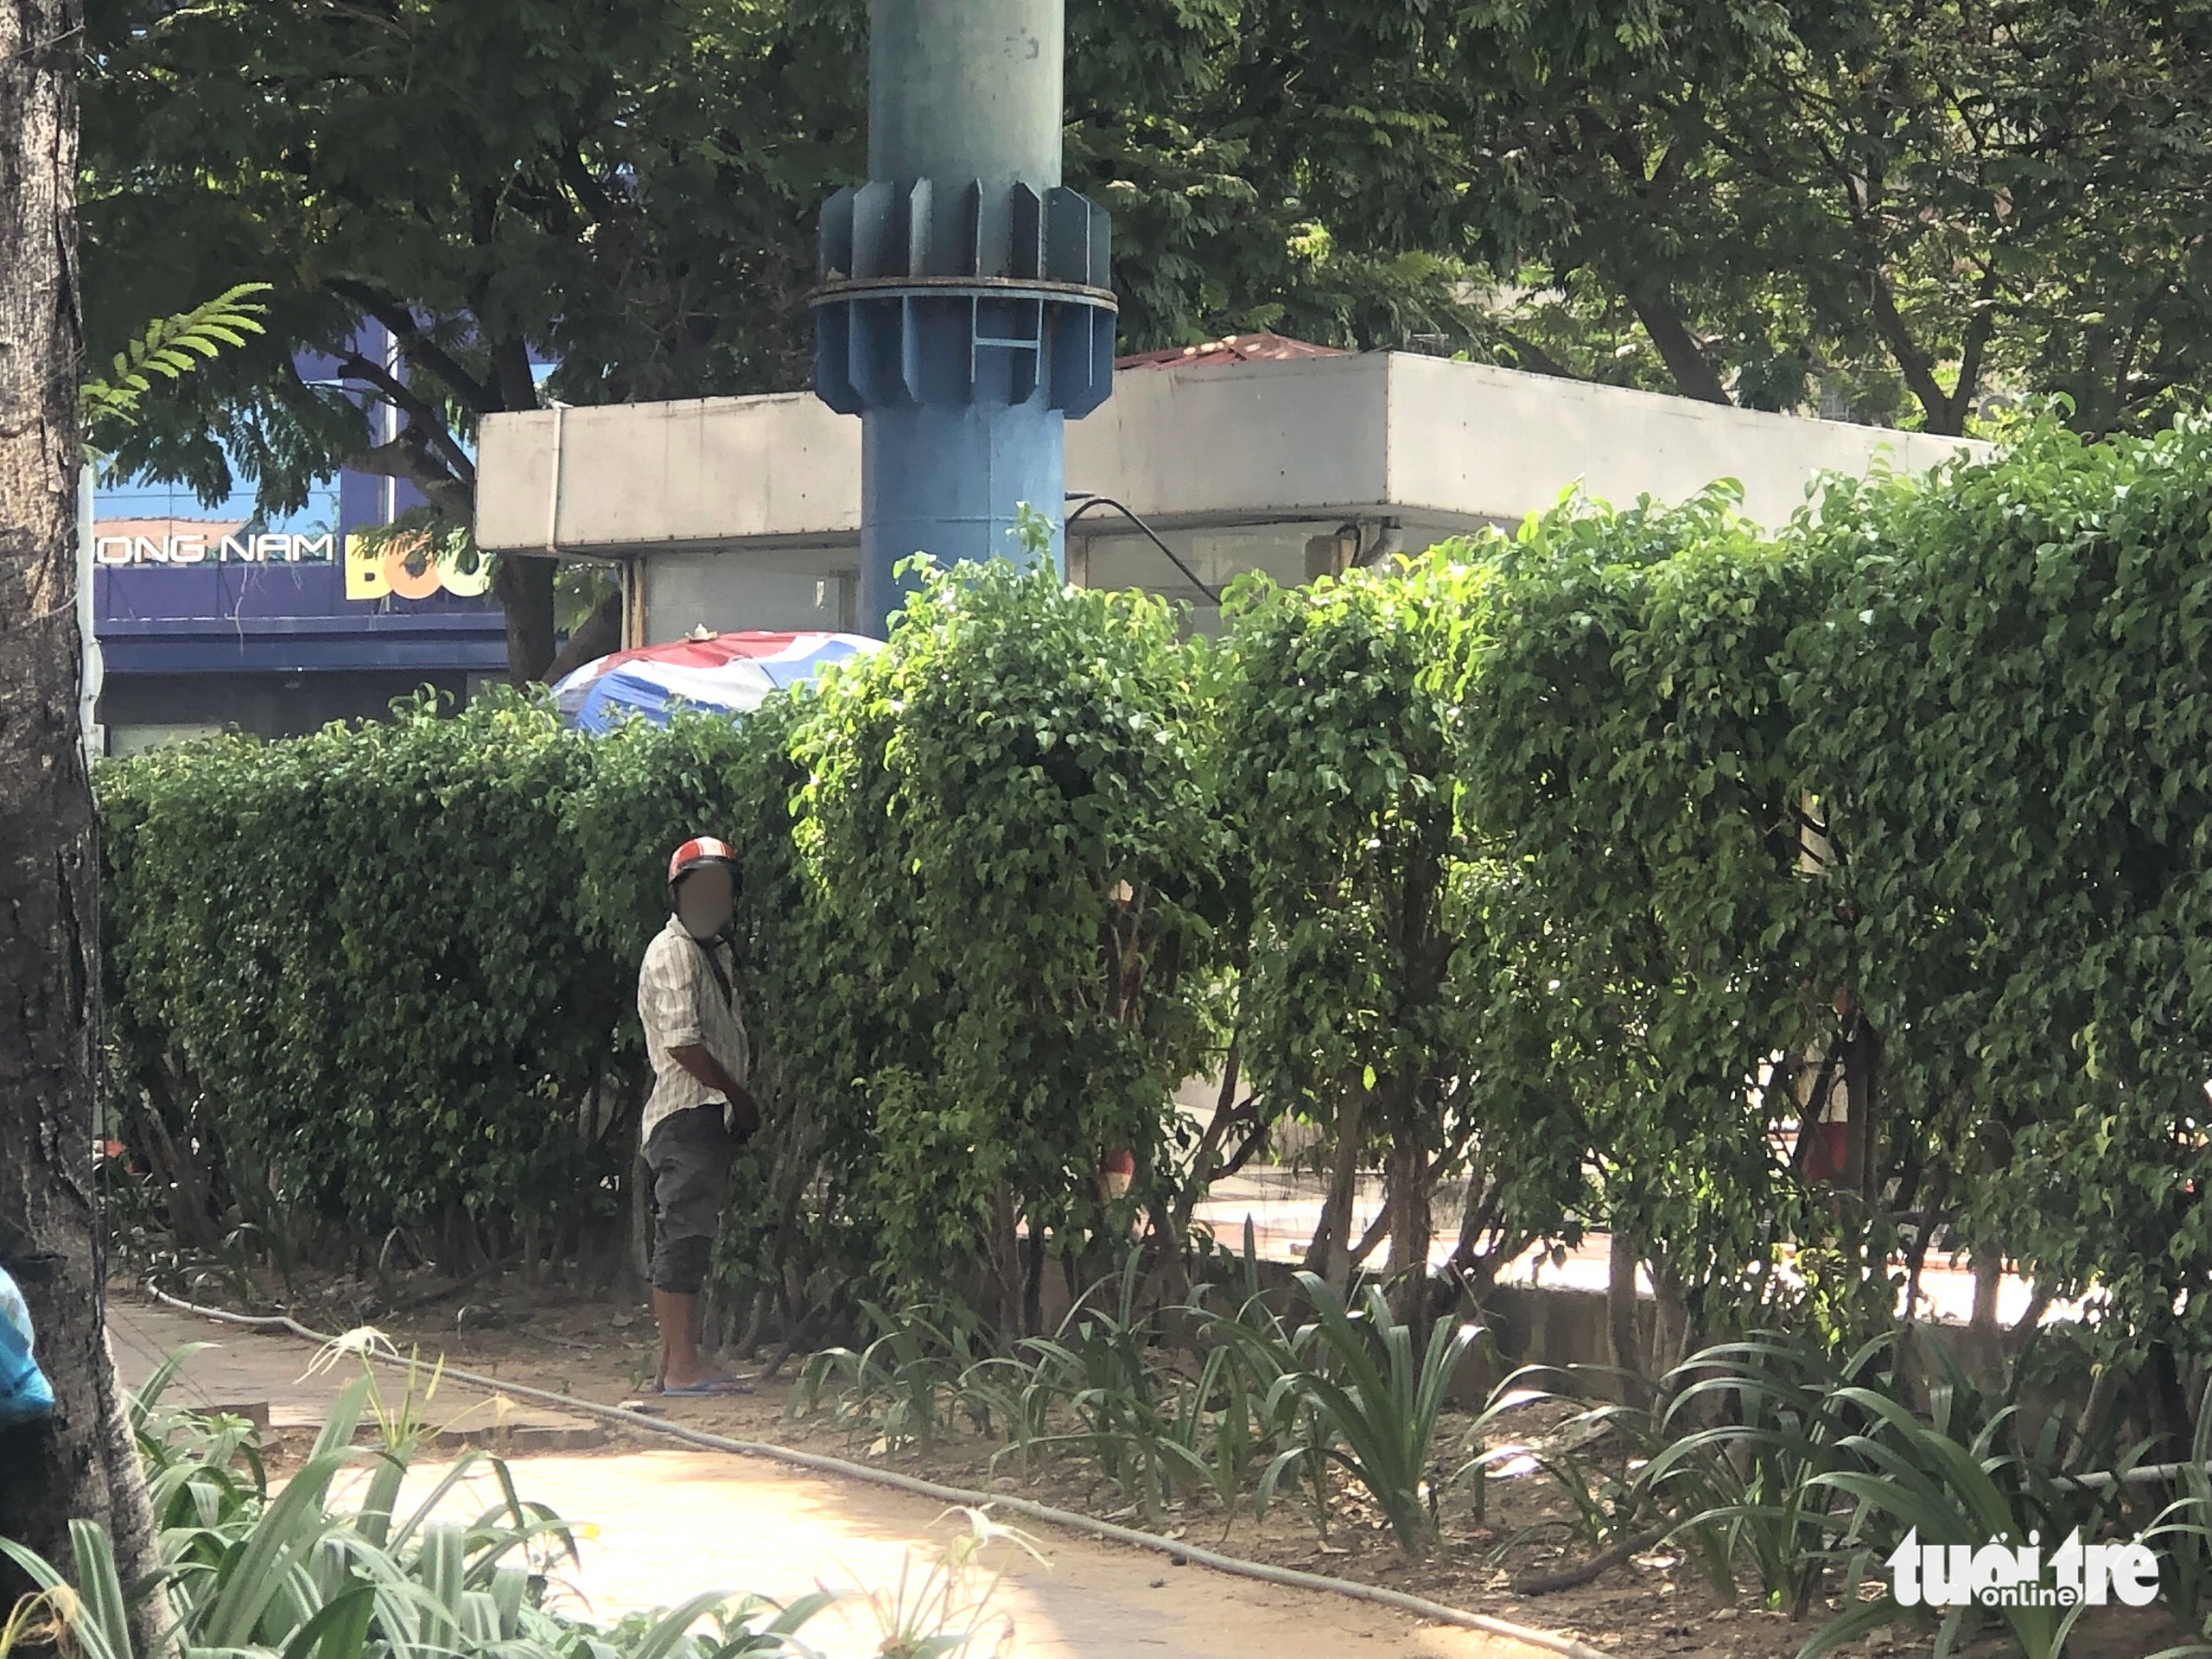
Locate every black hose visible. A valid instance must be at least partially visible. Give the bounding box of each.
[1064,495,1220,607]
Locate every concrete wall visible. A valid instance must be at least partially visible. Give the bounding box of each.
[1383,353,1983,529]
[476,356,1991,650]
[476,393,860,555]
[1064,354,1395,522]
[477,353,1987,562]
[641,553,856,639]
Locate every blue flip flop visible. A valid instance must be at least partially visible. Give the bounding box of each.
[656,1375,753,1397]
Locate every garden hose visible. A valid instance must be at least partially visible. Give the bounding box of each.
[143,1288,1618,1659]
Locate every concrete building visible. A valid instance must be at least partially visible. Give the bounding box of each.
[474,343,1986,646]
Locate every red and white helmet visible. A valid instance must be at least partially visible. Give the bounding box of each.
[667,836,739,899]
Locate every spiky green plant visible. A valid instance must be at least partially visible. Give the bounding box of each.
[5,1360,836,1659]
[81,283,271,435]
[1258,1271,1482,1554]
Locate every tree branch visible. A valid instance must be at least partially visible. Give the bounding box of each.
[489,339,538,414]
[1862,270,1956,433]
[1348,1201,1393,1272]
[1623,276,1732,405]
[351,439,472,521]
[1491,324,1576,382]
[325,277,497,414]
[334,351,477,487]
[543,586,624,683]
[1948,262,2004,429]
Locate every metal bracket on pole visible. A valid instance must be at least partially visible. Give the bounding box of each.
[810,1,1117,636]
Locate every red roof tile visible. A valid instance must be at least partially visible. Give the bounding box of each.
[1114,333,1348,372]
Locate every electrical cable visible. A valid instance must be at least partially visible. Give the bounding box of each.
[1063,496,1220,607]
[143,1287,1618,1659]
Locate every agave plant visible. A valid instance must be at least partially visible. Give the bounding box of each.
[790,1300,995,1454]
[830,1506,1040,1659]
[1789,1341,2141,1659]
[1632,1333,1904,1609]
[1255,1271,1483,1555]
[1014,1261,1207,1518]
[5,1358,836,1659]
[2145,1372,2212,1656]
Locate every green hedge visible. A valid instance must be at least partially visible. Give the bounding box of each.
[1800,417,2212,1356]
[99,695,626,1267]
[94,417,2212,1368]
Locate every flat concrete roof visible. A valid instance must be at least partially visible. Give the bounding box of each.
[475,353,1986,556]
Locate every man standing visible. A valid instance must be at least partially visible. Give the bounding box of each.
[637,836,759,1395]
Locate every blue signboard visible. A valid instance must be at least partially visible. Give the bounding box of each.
[95,558,507,676]
[92,323,510,683]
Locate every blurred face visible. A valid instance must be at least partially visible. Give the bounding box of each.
[674,863,735,941]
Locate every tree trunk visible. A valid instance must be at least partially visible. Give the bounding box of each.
[1965,1244,2007,1389]
[1383,1122,1434,1325]
[493,554,559,685]
[1301,1081,1366,1292]
[987,1186,1024,1337]
[1605,1228,1646,1406]
[0,1,168,1641]
[1649,1251,1694,1385]
[543,584,624,684]
[1623,276,1734,406]
[1842,1016,1884,1201]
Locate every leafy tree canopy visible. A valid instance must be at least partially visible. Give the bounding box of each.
[80,0,2212,675]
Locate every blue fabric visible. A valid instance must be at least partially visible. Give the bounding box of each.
[574,664,722,734]
[572,640,877,734]
[0,1268,54,1427]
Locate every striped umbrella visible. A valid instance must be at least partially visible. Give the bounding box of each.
[552,631,883,734]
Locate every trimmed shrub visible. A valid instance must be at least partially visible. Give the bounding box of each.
[99,691,626,1269]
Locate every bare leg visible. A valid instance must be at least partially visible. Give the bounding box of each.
[654,1288,713,1390]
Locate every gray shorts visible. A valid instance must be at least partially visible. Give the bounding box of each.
[644,1105,735,1294]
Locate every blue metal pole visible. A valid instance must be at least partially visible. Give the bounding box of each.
[812,0,1116,636]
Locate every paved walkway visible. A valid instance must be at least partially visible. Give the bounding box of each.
[377,1448,1564,1659]
[111,1300,604,1449]
[110,1298,1581,1659]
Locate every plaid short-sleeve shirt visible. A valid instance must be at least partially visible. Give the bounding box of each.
[637,915,751,1141]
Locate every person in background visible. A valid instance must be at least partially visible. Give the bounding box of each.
[636,836,760,1395]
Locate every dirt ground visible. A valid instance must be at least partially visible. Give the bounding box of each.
[349,1445,1578,1659]
[181,1274,2186,1659]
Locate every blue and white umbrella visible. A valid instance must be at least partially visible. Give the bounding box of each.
[553,631,882,734]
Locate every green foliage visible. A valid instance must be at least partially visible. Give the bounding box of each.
[791,1265,1484,1556]
[1009,1260,1216,1519]
[1211,559,1576,1298]
[1637,1334,1904,1610]
[2146,1375,2212,1650]
[1793,1364,2113,1659]
[78,0,1482,561]
[1796,416,2212,1367]
[789,553,1224,1312]
[97,554,1224,1310]
[97,691,626,1265]
[5,1368,835,1659]
[791,1300,999,1456]
[1210,562,1463,1198]
[573,550,1230,1324]
[840,1506,1039,1659]
[93,410,2212,1419]
[1447,0,2212,432]
[79,0,2212,630]
[1260,1272,1482,1555]
[80,282,271,443]
[1445,485,1860,1359]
